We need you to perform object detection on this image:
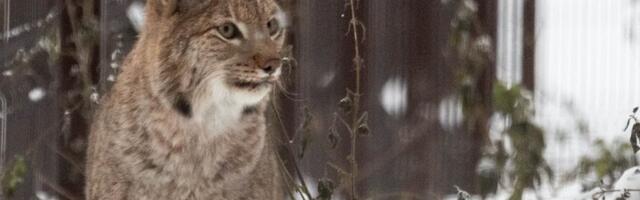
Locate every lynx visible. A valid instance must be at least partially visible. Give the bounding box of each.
[85,0,287,199]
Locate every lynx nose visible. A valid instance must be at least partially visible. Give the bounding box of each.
[260,59,282,74]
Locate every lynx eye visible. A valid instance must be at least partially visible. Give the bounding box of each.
[217,23,241,39]
[266,19,280,36]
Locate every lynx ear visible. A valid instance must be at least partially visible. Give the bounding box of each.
[154,0,207,17]
[152,0,176,17]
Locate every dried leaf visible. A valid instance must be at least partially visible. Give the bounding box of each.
[328,114,341,149]
[620,189,631,199]
[338,95,353,114]
[357,112,370,136]
[298,107,313,159]
[454,185,471,200]
[328,129,340,149]
[624,118,632,132]
[631,123,640,153]
[357,123,370,137]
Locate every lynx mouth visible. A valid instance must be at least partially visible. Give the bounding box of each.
[232,80,273,90]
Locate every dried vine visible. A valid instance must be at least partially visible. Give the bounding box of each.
[345,0,366,199]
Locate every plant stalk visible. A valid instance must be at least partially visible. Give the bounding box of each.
[347,0,362,199]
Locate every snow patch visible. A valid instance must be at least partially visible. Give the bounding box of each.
[28,87,46,102]
[36,190,58,200]
[380,76,407,118]
[318,70,335,88]
[127,2,145,32]
[2,70,13,77]
[1,10,58,41]
[90,92,100,103]
[438,95,464,131]
[107,75,116,82]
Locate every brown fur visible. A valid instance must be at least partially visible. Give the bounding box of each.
[85,0,287,199]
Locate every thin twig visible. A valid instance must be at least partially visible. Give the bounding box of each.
[592,188,640,199]
[35,171,80,200]
[274,151,305,200]
[270,101,314,200]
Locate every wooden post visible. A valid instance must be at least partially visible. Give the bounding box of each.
[523,0,536,90]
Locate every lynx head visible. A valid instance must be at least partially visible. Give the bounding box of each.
[143,0,288,119]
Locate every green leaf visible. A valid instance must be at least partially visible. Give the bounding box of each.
[316,178,335,200]
[492,82,522,114]
[2,156,28,198]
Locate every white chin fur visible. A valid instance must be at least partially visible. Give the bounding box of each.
[231,85,271,105]
[209,78,270,107]
[195,78,270,133]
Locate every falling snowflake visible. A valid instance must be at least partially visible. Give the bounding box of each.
[463,0,478,12]
[475,34,492,53]
[28,87,46,102]
[127,2,145,32]
[1,9,58,41]
[318,70,336,88]
[2,70,13,77]
[35,190,59,200]
[380,76,408,118]
[438,94,463,131]
[90,92,100,103]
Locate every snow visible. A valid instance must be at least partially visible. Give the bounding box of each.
[576,167,640,200]
[28,87,46,102]
[438,94,464,131]
[379,76,407,118]
[0,9,58,41]
[291,176,345,200]
[2,70,13,77]
[318,70,336,88]
[274,8,290,28]
[35,190,58,200]
[443,182,589,200]
[609,167,640,200]
[126,2,145,32]
[90,92,100,103]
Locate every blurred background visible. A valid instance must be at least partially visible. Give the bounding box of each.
[1,0,640,199]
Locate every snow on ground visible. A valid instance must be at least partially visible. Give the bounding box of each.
[443,0,640,199]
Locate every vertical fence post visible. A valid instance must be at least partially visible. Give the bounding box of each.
[523,0,535,90]
[0,92,6,175]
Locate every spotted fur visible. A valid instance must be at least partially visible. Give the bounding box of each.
[85,0,287,199]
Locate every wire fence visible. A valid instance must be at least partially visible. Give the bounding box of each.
[3,0,639,199]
